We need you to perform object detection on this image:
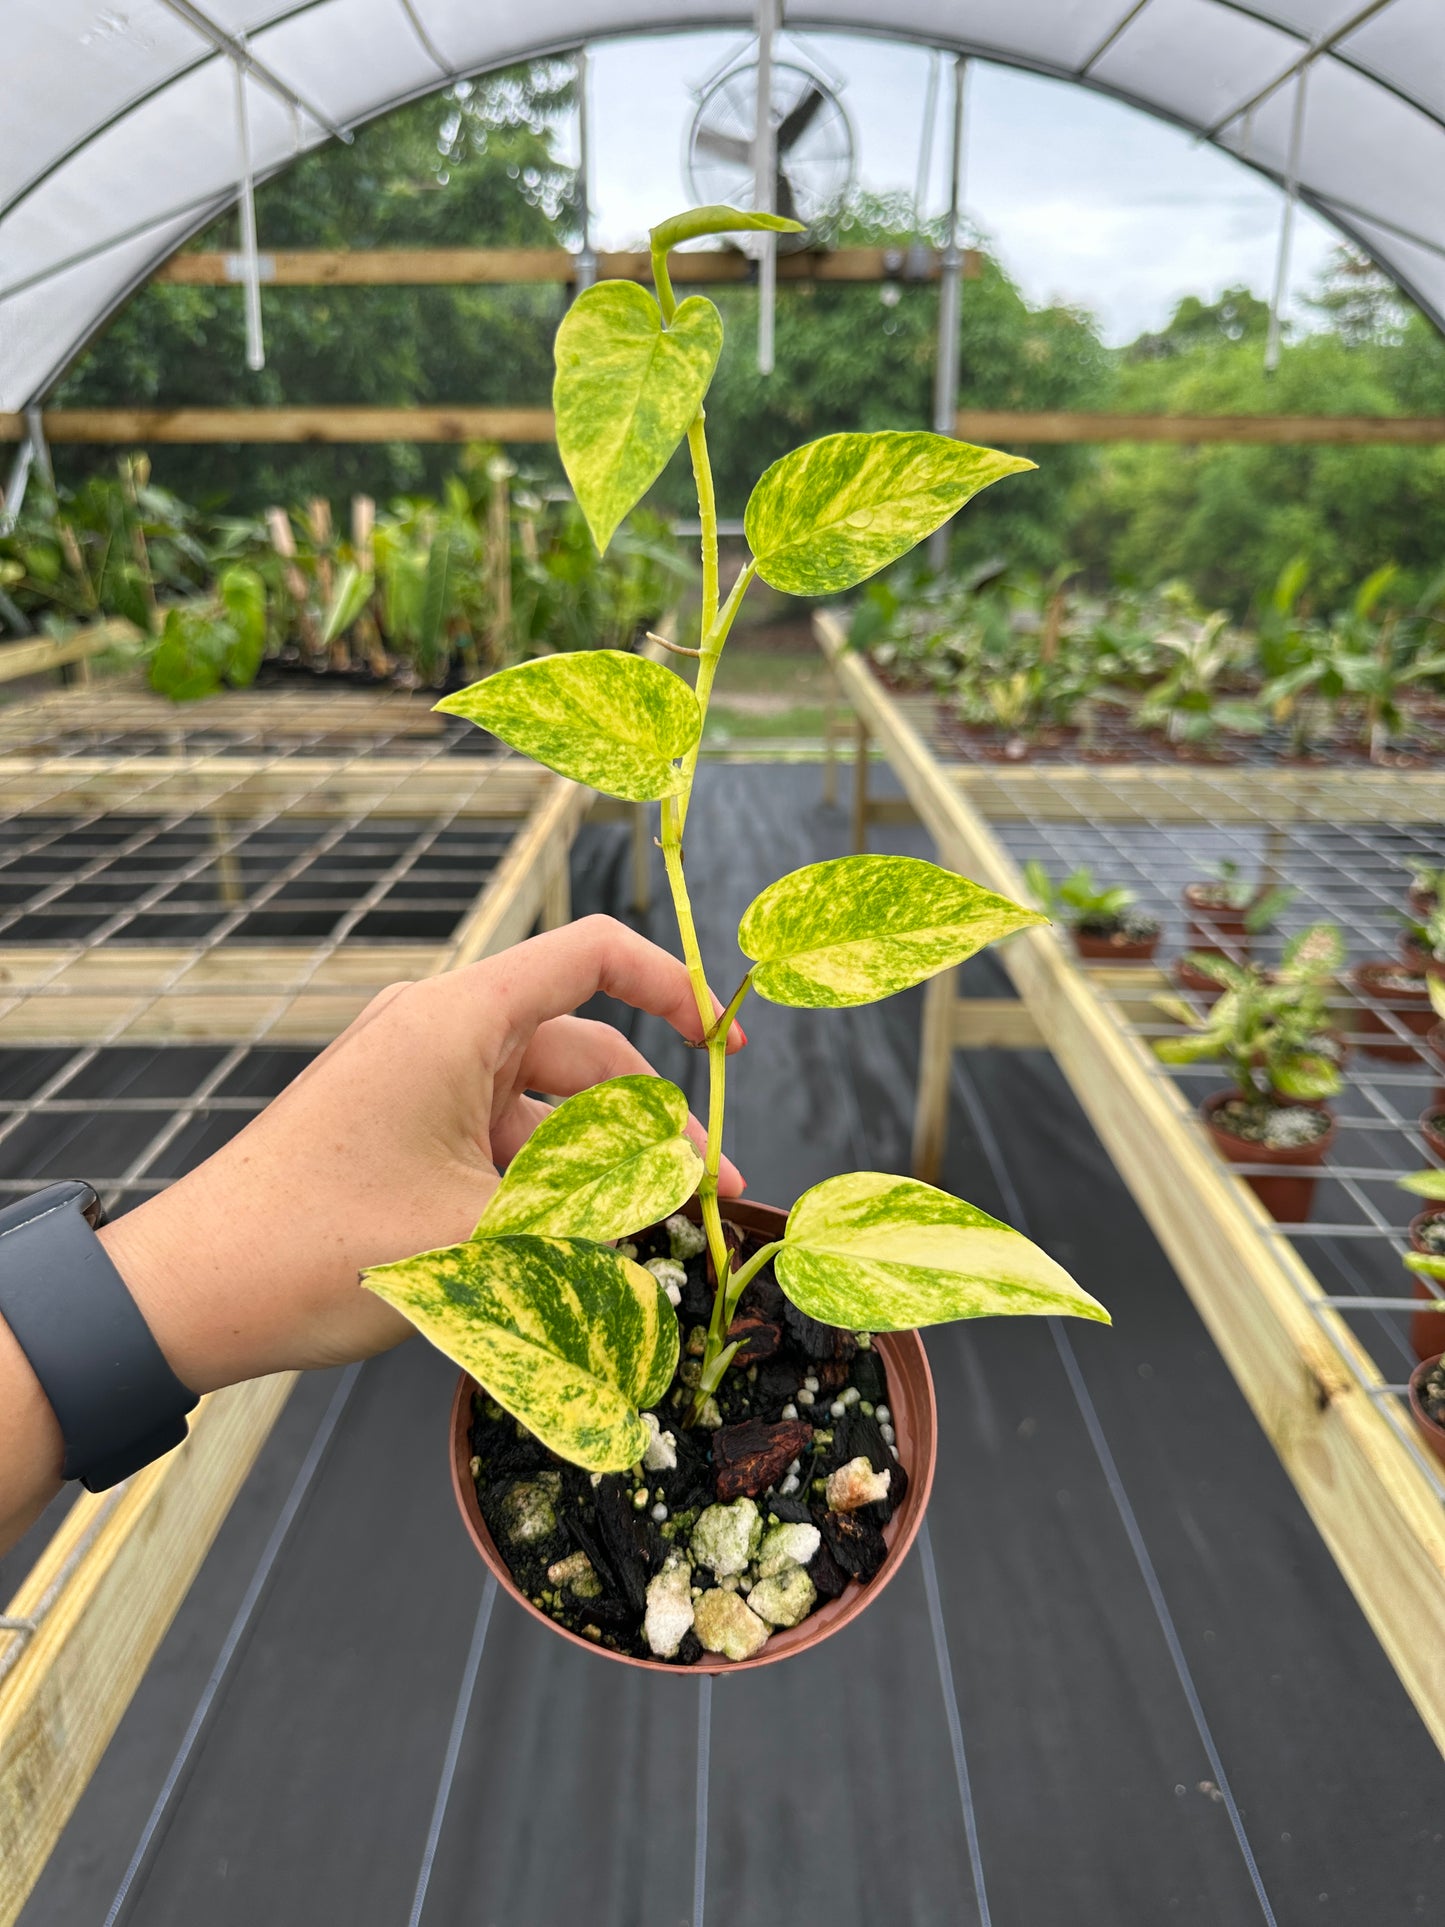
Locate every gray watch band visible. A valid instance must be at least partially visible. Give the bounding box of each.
[0,1181,198,1491]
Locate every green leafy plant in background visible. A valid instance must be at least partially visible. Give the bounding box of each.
[1192,858,1297,936]
[1152,923,1346,1104]
[363,204,1108,1470]
[1022,861,1156,939]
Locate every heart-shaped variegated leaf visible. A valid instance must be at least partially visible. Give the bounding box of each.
[776,1173,1108,1330]
[476,1075,702,1241]
[436,651,700,801]
[363,1235,679,1471]
[737,854,1044,1008]
[744,431,1035,595]
[554,281,723,554]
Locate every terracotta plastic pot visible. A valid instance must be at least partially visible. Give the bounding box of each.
[1420,1108,1445,1165]
[1072,926,1160,964]
[1408,1209,1445,1362]
[448,1198,938,1674]
[1430,1024,1445,1106]
[1172,954,1226,1003]
[1182,883,1254,954]
[1407,1354,1445,1470]
[1407,882,1438,921]
[1349,961,1436,1061]
[1201,1088,1335,1223]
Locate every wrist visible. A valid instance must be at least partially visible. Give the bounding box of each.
[99,1197,246,1397]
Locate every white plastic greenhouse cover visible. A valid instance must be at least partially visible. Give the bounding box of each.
[2,1,1443,413]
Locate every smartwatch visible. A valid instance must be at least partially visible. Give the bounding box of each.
[0,1181,198,1491]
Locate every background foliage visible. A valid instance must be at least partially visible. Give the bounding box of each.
[41,65,1445,615]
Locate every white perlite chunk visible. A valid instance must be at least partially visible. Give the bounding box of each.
[691,1497,762,1576]
[547,1550,601,1598]
[500,1480,558,1545]
[646,1257,687,1306]
[756,1521,821,1578]
[749,1566,817,1629]
[644,1552,695,1660]
[694,1587,770,1661]
[826,1456,892,1513]
[666,1213,708,1261]
[641,1411,678,1472]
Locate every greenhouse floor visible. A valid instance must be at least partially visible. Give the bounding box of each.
[10,764,1445,1927]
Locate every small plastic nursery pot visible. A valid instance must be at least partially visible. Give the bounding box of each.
[1182,883,1255,953]
[1200,1089,1336,1223]
[1420,1109,1445,1166]
[1172,954,1227,1002]
[1407,1353,1445,1471]
[1349,962,1437,1061]
[448,1199,938,1675]
[1430,1024,1445,1104]
[1072,926,1160,964]
[1407,1209,1445,1362]
[1407,881,1438,921]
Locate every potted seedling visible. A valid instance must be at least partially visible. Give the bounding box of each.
[1398,902,1445,978]
[1023,861,1161,963]
[1407,861,1445,922]
[1398,1168,1445,1361]
[1181,858,1296,956]
[1350,929,1440,1061]
[1153,925,1344,1222]
[358,206,1108,1672]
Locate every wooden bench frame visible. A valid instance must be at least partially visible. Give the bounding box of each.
[0,741,591,1924]
[816,608,1445,1759]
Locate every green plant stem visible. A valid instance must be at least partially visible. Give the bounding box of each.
[689,414,718,635]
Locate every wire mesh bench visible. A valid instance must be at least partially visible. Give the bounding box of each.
[816,607,1445,1758]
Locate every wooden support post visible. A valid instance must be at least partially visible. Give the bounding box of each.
[486,457,513,664]
[851,714,871,854]
[912,969,958,1184]
[630,802,652,916]
[821,671,839,809]
[542,844,571,931]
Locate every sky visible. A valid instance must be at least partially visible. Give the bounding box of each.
[582,30,1339,347]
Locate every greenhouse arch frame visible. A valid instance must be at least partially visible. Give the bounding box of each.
[4,1,1445,421]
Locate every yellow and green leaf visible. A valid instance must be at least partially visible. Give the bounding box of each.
[743,431,1035,595]
[362,1234,679,1471]
[476,1074,702,1241]
[737,854,1044,1008]
[436,651,701,801]
[1400,1169,1445,1201]
[776,1172,1109,1331]
[553,280,723,554]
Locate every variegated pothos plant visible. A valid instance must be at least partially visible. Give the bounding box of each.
[363,205,1109,1471]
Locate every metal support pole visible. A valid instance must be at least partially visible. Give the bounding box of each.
[233,45,266,372]
[929,55,968,572]
[754,0,777,376]
[24,405,54,492]
[1265,69,1308,376]
[573,45,596,293]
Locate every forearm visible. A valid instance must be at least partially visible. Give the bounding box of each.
[0,1315,64,1554]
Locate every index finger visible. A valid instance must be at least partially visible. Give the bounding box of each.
[471,915,747,1054]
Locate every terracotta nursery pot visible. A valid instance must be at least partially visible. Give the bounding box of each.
[1407,882,1438,922]
[1407,1354,1445,1471]
[1349,961,1438,1061]
[1182,883,1254,953]
[1408,1209,1445,1362]
[1201,1088,1336,1223]
[1172,954,1226,1003]
[449,1198,938,1675]
[1421,1108,1445,1166]
[1072,926,1160,964]
[1430,1024,1445,1105]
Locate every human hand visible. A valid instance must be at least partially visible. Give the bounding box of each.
[99,916,746,1396]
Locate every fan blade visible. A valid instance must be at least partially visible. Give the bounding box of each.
[773,168,799,227]
[777,84,827,152]
[694,126,753,166]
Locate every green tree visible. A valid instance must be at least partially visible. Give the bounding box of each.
[51,64,577,509]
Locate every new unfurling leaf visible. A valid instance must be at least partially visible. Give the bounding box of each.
[775,1172,1108,1330]
[476,1075,702,1242]
[436,650,701,801]
[362,1235,679,1471]
[554,281,723,554]
[738,854,1043,1007]
[744,431,1035,596]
